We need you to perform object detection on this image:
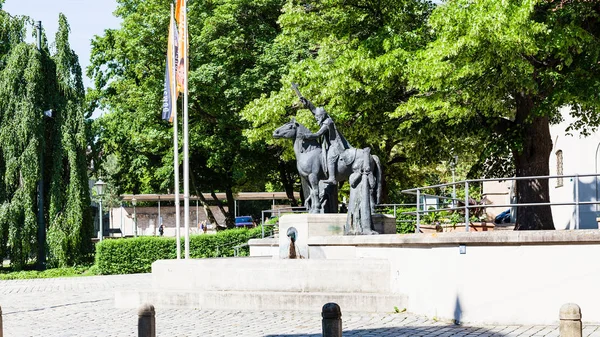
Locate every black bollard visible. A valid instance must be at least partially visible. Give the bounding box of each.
[138,303,156,337]
[0,304,3,337]
[322,303,342,337]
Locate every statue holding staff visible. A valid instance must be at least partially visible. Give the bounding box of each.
[292,83,351,185]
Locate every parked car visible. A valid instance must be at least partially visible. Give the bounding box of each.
[234,216,255,228]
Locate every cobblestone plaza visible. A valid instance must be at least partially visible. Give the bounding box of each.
[2,274,600,336]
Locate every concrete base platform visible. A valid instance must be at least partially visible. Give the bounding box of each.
[149,257,392,293]
[116,289,406,312]
[115,257,405,313]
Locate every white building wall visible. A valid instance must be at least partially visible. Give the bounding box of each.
[549,106,600,229]
[359,243,600,325]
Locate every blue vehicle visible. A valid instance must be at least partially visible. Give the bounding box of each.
[494,209,511,224]
[235,216,255,228]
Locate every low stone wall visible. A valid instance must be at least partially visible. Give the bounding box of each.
[250,228,600,325]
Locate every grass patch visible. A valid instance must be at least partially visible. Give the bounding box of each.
[0,265,100,280]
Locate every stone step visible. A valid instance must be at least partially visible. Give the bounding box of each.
[116,289,407,313]
[151,257,392,294]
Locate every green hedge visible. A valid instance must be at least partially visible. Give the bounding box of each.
[95,227,270,275]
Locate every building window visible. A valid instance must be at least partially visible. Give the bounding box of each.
[556,150,563,187]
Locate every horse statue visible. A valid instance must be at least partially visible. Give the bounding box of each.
[273,119,383,224]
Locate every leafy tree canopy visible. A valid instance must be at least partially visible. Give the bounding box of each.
[89,0,290,226]
[242,0,438,201]
[399,0,600,229]
[0,9,92,269]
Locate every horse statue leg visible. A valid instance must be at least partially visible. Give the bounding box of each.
[370,154,383,213]
[307,172,321,213]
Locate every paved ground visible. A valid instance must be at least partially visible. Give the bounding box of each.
[1,274,600,336]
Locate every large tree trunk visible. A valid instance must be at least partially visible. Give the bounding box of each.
[211,187,235,229]
[224,184,236,228]
[189,174,218,227]
[513,94,555,230]
[210,191,228,229]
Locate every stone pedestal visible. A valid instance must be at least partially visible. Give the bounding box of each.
[278,214,395,259]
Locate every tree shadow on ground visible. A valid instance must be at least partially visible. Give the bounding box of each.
[263,324,510,336]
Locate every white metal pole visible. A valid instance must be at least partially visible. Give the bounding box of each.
[452,155,457,208]
[452,169,456,207]
[120,203,123,237]
[465,181,470,232]
[171,4,181,259]
[575,174,580,229]
[158,196,161,235]
[183,0,190,259]
[133,203,137,237]
[416,189,420,233]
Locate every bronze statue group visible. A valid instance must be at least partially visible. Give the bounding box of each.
[273,84,382,235]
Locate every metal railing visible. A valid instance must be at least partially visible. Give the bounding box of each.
[257,204,421,236]
[374,203,416,218]
[402,173,600,233]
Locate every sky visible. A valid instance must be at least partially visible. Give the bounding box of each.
[3,0,122,117]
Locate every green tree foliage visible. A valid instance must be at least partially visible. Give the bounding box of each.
[46,15,94,266]
[87,0,173,195]
[0,10,92,269]
[89,0,290,226]
[0,16,42,270]
[90,0,600,232]
[242,0,437,201]
[400,0,600,229]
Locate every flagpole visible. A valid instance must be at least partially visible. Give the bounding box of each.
[171,4,181,260]
[183,0,190,259]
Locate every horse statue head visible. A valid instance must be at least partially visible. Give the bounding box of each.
[273,117,313,141]
[272,118,299,140]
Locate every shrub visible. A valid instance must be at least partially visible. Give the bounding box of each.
[95,227,271,275]
[95,236,176,275]
[395,207,418,234]
[380,207,417,234]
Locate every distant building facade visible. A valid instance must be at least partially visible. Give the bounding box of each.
[483,107,600,229]
[108,205,227,237]
[548,107,600,229]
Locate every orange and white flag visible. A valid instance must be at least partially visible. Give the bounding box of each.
[175,0,187,94]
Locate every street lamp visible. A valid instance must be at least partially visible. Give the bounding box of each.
[94,179,107,241]
[132,196,138,237]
